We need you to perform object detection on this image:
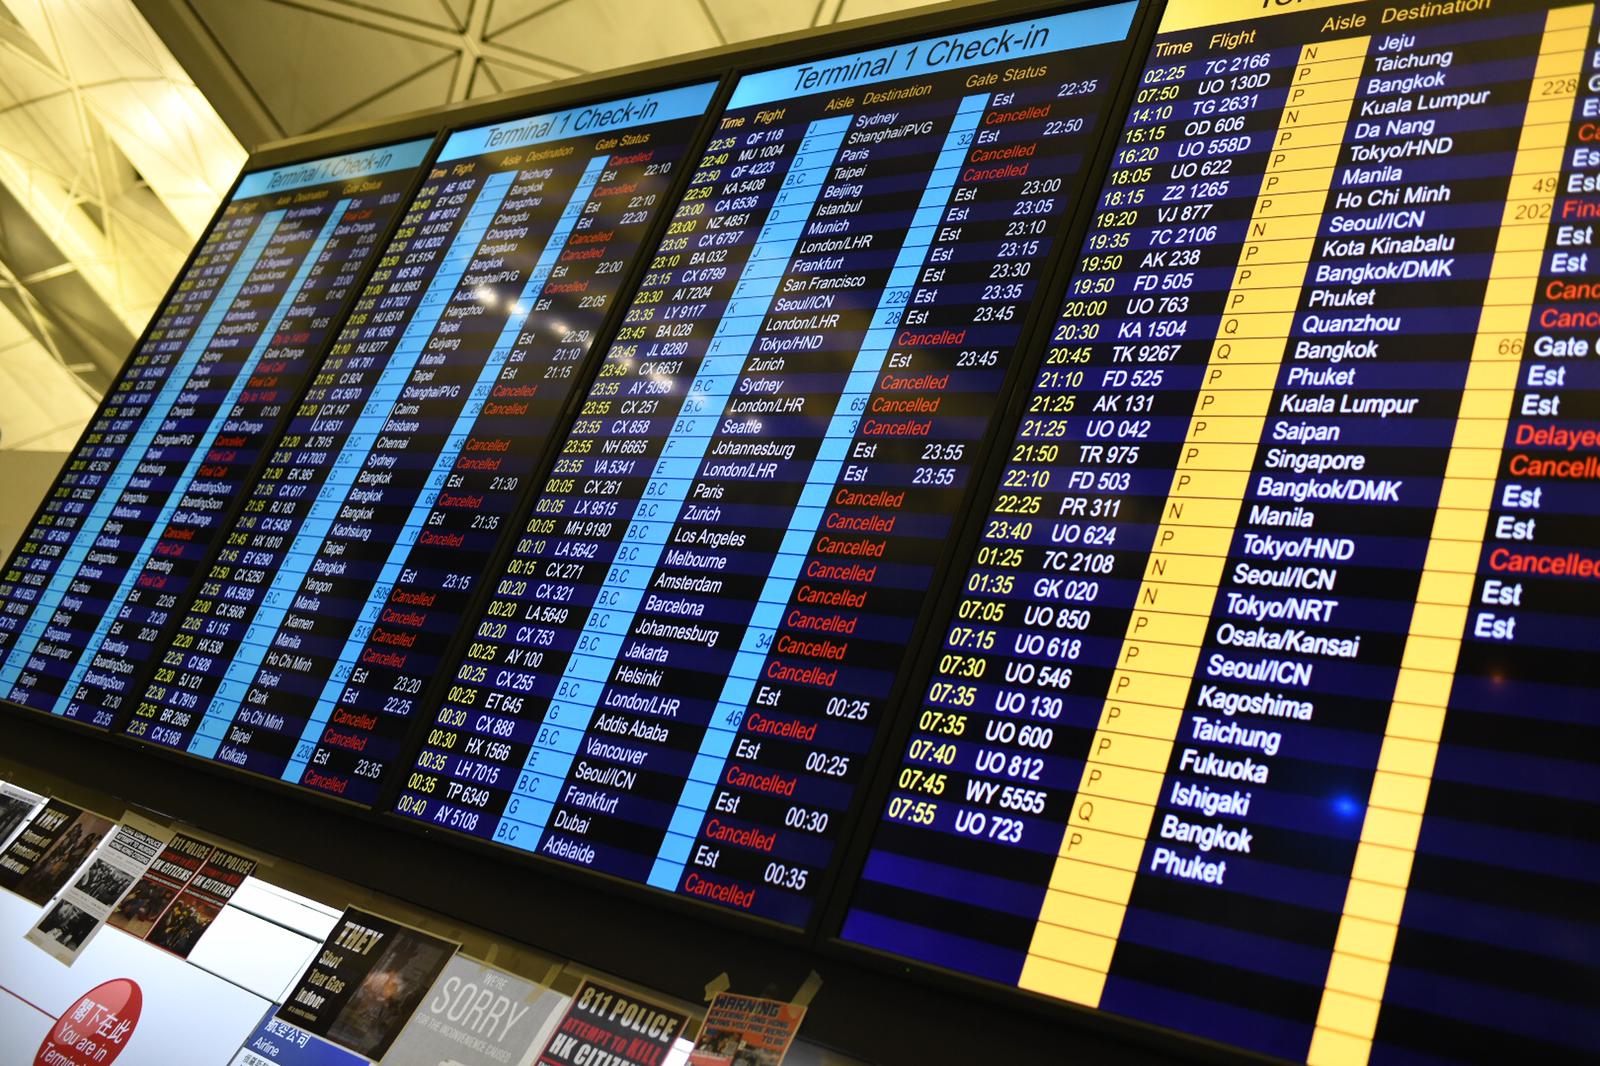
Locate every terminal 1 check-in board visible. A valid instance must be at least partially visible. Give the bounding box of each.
[2,0,1598,1061]
[118,84,719,805]
[390,2,1144,928]
[0,141,431,726]
[841,0,1600,1062]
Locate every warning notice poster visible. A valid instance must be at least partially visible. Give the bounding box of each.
[687,994,805,1066]
[277,907,457,1061]
[537,980,688,1066]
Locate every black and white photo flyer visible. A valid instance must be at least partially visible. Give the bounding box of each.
[26,821,169,964]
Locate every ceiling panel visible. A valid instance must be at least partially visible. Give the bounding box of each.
[330,52,462,130]
[145,0,958,144]
[0,304,98,451]
[0,0,241,455]
[701,0,818,43]
[488,0,722,71]
[9,0,244,234]
[469,56,548,100]
[337,0,466,31]
[188,0,461,132]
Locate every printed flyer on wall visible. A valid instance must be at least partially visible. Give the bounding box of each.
[0,799,114,903]
[537,979,688,1066]
[688,993,805,1066]
[277,907,458,1060]
[26,822,169,964]
[109,833,213,938]
[0,781,43,851]
[109,832,258,955]
[383,953,569,1065]
[0,887,276,1065]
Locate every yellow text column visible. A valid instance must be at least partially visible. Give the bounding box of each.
[1307,7,1591,1063]
[1017,35,1369,1007]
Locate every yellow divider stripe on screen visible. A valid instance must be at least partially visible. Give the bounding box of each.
[1304,6,1593,1063]
[1159,0,1365,35]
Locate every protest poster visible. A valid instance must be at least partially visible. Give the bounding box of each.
[383,954,568,1065]
[0,800,114,904]
[687,993,805,1066]
[537,980,687,1066]
[144,843,256,957]
[27,823,169,964]
[0,781,44,851]
[277,907,458,1061]
[108,833,213,939]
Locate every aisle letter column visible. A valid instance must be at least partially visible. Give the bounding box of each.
[1306,7,1590,1063]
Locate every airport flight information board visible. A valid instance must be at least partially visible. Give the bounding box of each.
[0,141,431,725]
[843,0,1600,1061]
[392,5,1141,927]
[121,85,717,805]
[4,0,1596,1061]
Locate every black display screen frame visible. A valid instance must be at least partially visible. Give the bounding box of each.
[0,61,736,816]
[0,2,1295,1063]
[812,1,1600,1063]
[0,127,443,733]
[355,0,1162,944]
